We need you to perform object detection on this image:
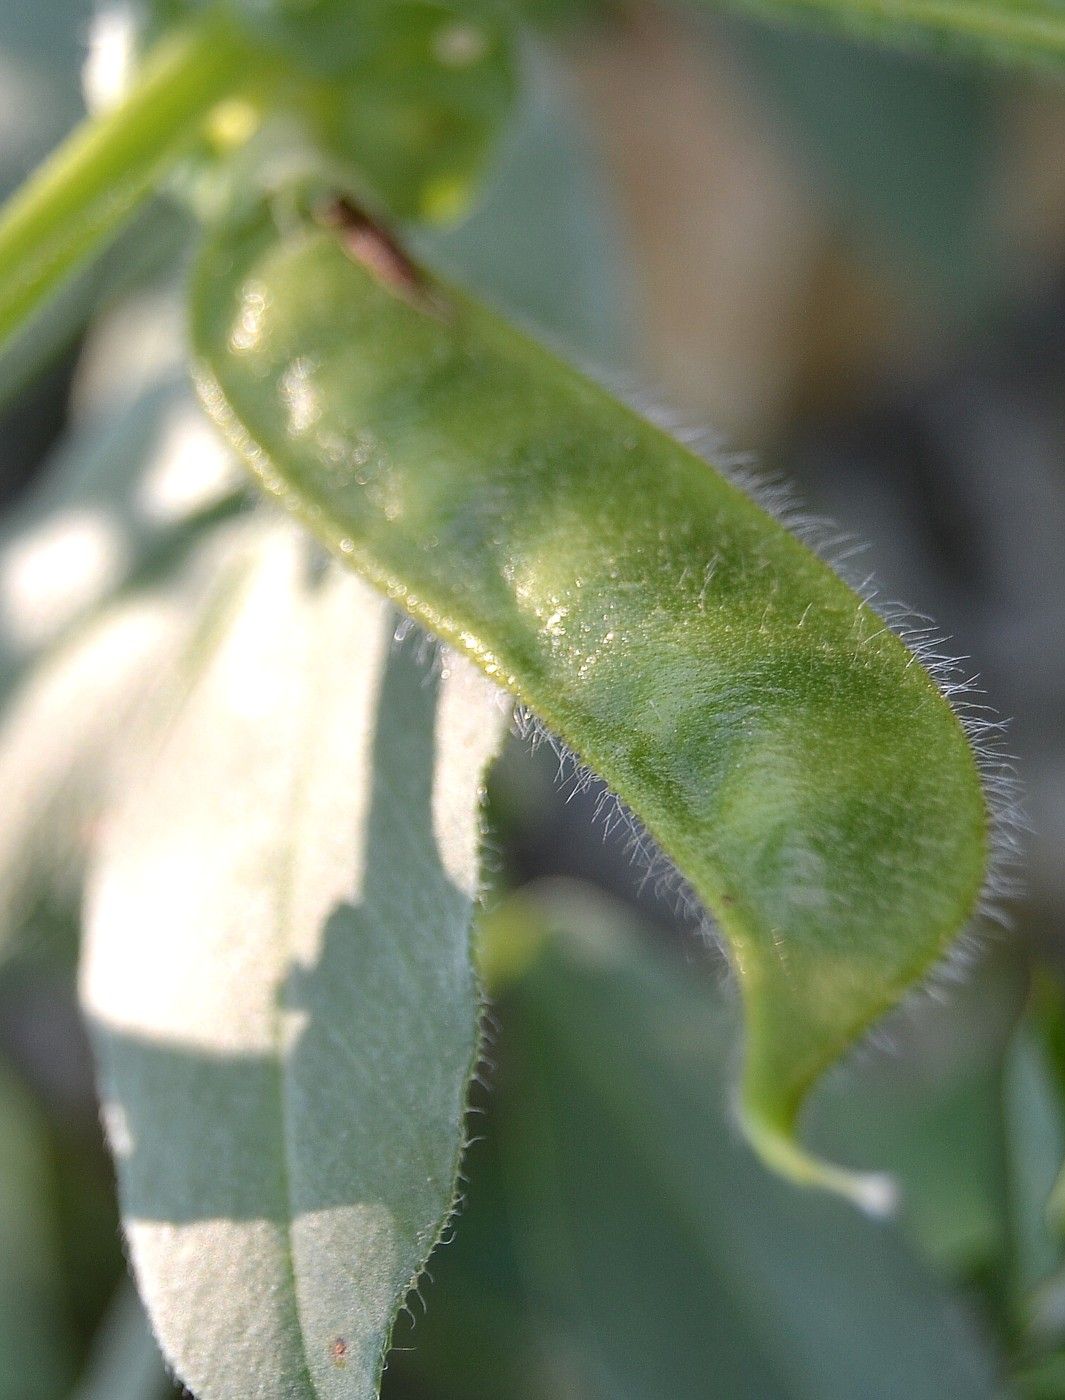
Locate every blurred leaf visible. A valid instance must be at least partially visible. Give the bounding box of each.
[483,881,1004,1399]
[0,507,268,971]
[1015,1350,1065,1398]
[806,947,1027,1281]
[723,18,995,302]
[513,0,614,26]
[0,0,83,410]
[0,343,249,965]
[295,1,517,223]
[0,369,244,703]
[70,1283,169,1400]
[0,0,83,200]
[0,588,189,967]
[683,0,1065,74]
[381,1124,544,1400]
[1002,1023,1065,1310]
[140,0,518,223]
[0,1058,77,1400]
[1033,971,1065,1238]
[81,524,509,1399]
[0,198,192,416]
[421,43,628,364]
[1009,972,1065,1355]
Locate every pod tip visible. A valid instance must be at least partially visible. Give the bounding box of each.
[741,1103,900,1219]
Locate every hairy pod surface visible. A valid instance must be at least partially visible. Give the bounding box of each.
[192,200,989,1195]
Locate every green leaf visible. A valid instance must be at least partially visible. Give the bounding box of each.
[723,19,995,303]
[0,1059,77,1400]
[0,355,247,965]
[0,0,83,204]
[0,370,244,699]
[81,522,509,1399]
[479,881,1004,1398]
[1016,1352,1065,1400]
[192,199,989,1200]
[683,0,1065,73]
[0,513,267,971]
[290,1,517,223]
[1031,971,1065,1239]
[1002,1022,1065,1311]
[71,1284,170,1400]
[0,198,193,416]
[420,46,628,363]
[806,944,1027,1281]
[150,0,510,78]
[0,590,187,966]
[1007,974,1065,1350]
[140,0,517,223]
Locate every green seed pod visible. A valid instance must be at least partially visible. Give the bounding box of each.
[191,197,994,1203]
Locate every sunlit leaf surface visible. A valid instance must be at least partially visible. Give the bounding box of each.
[0,317,251,962]
[0,370,243,694]
[0,591,186,963]
[82,523,508,1399]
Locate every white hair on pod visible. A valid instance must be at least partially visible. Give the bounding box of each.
[377,339,1024,1146]
[623,378,1027,951]
[557,371,1024,1044]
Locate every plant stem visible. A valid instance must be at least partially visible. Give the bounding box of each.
[0,13,249,348]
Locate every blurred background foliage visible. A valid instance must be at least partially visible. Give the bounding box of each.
[2,0,1065,1395]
